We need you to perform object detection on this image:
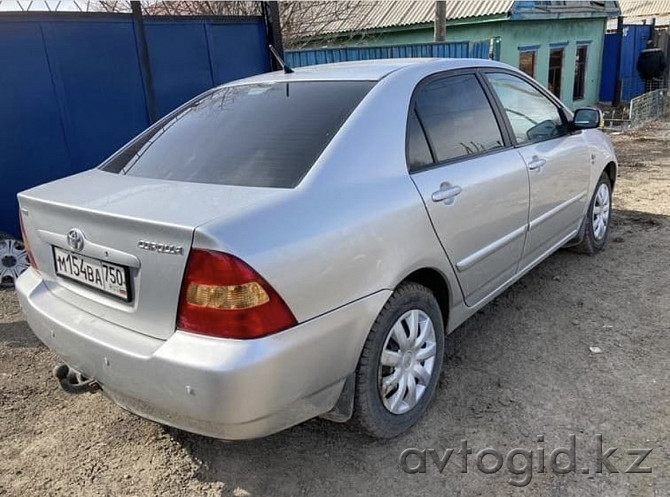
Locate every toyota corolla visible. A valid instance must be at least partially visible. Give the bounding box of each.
[16,58,616,439]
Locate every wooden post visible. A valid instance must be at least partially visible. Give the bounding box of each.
[613,15,624,107]
[434,1,446,42]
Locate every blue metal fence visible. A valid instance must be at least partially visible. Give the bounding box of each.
[0,13,270,238]
[600,24,652,103]
[620,24,652,102]
[600,31,621,102]
[285,39,495,68]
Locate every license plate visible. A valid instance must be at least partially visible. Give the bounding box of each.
[53,247,131,301]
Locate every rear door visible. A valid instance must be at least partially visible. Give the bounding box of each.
[408,72,530,306]
[483,71,591,268]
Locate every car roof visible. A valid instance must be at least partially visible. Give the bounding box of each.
[227,58,513,85]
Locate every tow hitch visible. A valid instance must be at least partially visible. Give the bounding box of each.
[53,364,101,395]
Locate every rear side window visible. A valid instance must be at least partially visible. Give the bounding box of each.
[413,74,504,164]
[102,81,375,188]
[407,109,434,170]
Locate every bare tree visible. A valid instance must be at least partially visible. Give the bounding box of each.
[93,0,261,15]
[141,1,261,16]
[94,1,132,13]
[278,1,372,49]
[91,1,377,49]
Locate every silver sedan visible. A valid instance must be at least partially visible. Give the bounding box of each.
[16,58,617,439]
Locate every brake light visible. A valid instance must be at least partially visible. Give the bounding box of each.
[19,211,38,269]
[177,249,297,339]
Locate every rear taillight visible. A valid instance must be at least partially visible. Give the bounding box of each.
[177,249,297,339]
[19,211,38,269]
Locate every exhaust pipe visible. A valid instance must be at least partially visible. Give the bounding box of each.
[53,364,101,395]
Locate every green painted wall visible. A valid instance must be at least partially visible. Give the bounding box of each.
[319,18,607,109]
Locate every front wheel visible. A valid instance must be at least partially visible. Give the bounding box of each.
[352,282,444,438]
[574,172,612,255]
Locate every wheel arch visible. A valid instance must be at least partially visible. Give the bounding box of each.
[604,161,617,190]
[321,266,453,425]
[401,267,451,329]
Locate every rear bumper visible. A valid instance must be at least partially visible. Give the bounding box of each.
[16,268,390,440]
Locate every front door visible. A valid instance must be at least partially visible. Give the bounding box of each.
[408,73,530,306]
[484,72,591,268]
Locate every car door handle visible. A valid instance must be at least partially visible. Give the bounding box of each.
[431,183,462,204]
[527,156,547,171]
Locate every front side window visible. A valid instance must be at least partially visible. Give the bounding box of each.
[413,74,504,164]
[486,72,567,145]
[573,45,588,100]
[102,81,375,188]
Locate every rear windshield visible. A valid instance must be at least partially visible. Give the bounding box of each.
[102,81,375,188]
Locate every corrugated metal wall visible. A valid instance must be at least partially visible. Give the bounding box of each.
[285,39,494,68]
[0,13,270,238]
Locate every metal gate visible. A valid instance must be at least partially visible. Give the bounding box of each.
[600,24,654,103]
[0,11,271,238]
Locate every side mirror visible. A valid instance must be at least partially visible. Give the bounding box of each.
[572,107,602,130]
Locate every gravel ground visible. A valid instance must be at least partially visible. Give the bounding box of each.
[2,120,670,497]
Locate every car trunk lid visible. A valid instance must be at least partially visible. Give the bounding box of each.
[18,169,286,340]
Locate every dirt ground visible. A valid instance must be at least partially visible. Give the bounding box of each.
[2,120,670,497]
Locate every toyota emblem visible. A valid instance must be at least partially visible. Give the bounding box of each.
[67,228,85,252]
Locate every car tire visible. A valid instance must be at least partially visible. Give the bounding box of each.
[573,172,612,255]
[352,282,444,438]
[0,233,30,289]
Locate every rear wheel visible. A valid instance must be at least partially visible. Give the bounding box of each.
[573,172,612,255]
[352,282,444,438]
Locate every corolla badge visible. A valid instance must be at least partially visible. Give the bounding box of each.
[137,240,184,256]
[66,228,85,252]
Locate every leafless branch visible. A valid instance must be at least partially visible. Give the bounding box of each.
[279,1,379,49]
[87,1,378,48]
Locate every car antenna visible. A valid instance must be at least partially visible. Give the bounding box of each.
[269,45,294,74]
